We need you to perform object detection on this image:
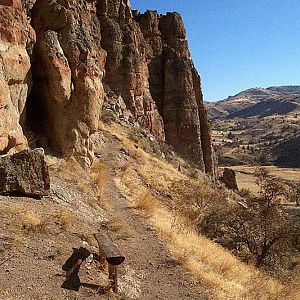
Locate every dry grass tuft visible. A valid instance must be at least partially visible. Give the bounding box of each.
[0,206,75,249]
[91,161,106,187]
[21,211,47,233]
[107,217,135,240]
[132,191,158,216]
[51,209,75,231]
[91,161,113,210]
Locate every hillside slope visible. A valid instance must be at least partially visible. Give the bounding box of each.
[207,86,300,119]
[1,122,297,299]
[207,86,300,167]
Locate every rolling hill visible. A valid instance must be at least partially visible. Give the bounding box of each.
[207,86,300,167]
[206,86,300,119]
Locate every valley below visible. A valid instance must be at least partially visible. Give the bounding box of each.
[208,86,300,194]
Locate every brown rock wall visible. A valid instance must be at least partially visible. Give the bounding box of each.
[0,0,217,176]
[99,3,165,140]
[29,0,106,167]
[0,0,35,154]
[99,7,216,174]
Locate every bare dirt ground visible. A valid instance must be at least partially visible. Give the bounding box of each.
[0,129,208,299]
[92,130,208,300]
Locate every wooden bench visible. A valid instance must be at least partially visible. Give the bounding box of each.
[94,232,125,292]
[63,229,125,293]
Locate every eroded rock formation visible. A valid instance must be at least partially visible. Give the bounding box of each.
[0,0,35,154]
[0,0,217,176]
[29,0,107,167]
[99,7,216,175]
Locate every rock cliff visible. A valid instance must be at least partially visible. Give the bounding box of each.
[0,0,35,154]
[0,0,216,176]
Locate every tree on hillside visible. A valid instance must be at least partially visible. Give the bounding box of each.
[202,167,299,268]
[287,181,300,206]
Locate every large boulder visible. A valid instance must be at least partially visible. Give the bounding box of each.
[0,148,50,197]
[220,168,238,190]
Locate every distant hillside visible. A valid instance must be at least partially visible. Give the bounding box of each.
[207,86,300,119]
[208,86,300,167]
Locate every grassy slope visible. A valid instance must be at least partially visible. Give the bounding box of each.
[1,122,298,299]
[101,123,299,300]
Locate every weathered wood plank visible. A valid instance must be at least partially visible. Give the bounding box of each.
[94,232,125,266]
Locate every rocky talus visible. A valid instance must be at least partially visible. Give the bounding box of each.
[0,0,217,176]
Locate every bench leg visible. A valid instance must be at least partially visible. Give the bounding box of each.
[66,259,83,278]
[108,264,118,293]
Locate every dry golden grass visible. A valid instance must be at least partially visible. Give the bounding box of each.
[230,165,300,195]
[51,209,75,231]
[21,211,47,233]
[116,167,292,299]
[48,157,98,196]
[47,156,82,175]
[91,161,106,187]
[48,156,112,212]
[0,206,75,250]
[90,161,113,211]
[131,191,158,217]
[107,217,135,240]
[103,123,299,300]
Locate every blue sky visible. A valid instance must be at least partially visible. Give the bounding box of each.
[131,0,300,101]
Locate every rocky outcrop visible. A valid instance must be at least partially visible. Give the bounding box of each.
[99,7,216,175]
[0,0,217,176]
[0,148,50,197]
[0,0,35,154]
[98,2,165,140]
[28,0,107,168]
[220,168,238,190]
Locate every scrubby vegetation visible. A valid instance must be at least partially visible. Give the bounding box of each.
[171,167,300,281]
[101,121,295,299]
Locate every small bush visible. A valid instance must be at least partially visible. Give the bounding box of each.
[204,168,299,270]
[133,191,158,216]
[171,180,227,229]
[128,126,144,144]
[101,109,116,124]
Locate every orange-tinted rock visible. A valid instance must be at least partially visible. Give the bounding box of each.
[29,0,107,167]
[0,0,217,176]
[0,0,35,154]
